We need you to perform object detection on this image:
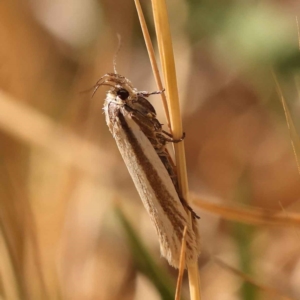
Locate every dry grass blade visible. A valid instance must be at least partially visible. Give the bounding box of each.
[0,224,22,300]
[296,16,300,51]
[2,161,49,299]
[175,226,187,300]
[150,0,190,210]
[272,71,300,175]
[134,0,170,126]
[214,258,297,300]
[151,0,188,192]
[0,89,109,179]
[194,197,300,226]
[150,0,201,299]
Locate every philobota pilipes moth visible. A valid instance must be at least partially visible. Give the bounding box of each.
[93,72,200,268]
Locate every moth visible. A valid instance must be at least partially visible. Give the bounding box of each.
[94,72,200,268]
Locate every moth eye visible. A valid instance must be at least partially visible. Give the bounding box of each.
[117,88,130,100]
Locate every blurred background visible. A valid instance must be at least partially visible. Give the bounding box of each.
[0,0,300,299]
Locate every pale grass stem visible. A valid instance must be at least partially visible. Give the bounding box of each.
[0,225,22,300]
[194,196,300,227]
[134,0,201,298]
[272,71,300,176]
[134,0,171,127]
[175,226,187,300]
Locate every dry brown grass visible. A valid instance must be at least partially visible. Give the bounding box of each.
[0,1,300,300]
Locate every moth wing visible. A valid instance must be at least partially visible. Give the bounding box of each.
[107,107,200,267]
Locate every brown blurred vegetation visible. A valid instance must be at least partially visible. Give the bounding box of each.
[0,0,300,299]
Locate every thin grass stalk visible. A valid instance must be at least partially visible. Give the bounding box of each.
[272,71,300,175]
[194,197,300,226]
[0,222,23,300]
[134,0,171,127]
[150,0,189,200]
[175,226,187,300]
[150,0,201,299]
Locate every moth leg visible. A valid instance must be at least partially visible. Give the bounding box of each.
[138,89,165,97]
[159,131,186,143]
[179,196,200,219]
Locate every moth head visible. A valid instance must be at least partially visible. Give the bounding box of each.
[92,73,138,104]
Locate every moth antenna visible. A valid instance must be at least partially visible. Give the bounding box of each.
[113,34,122,74]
